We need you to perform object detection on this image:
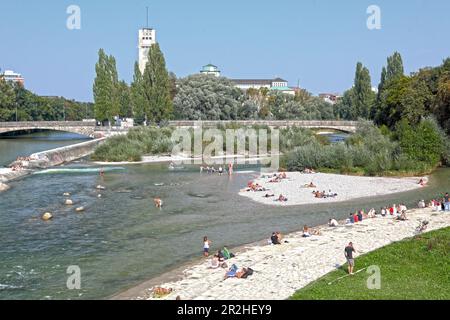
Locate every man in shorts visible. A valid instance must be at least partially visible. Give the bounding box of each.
[344,242,356,275]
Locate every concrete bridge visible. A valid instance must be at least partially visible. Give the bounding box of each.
[168,120,360,133]
[0,121,97,137]
[0,120,360,137]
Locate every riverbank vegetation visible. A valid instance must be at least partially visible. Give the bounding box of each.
[91,125,311,162]
[91,127,174,162]
[0,79,93,121]
[91,120,449,177]
[291,227,450,300]
[286,118,449,176]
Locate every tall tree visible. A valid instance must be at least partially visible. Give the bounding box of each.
[93,49,119,124]
[173,74,241,120]
[118,80,132,118]
[386,52,404,84]
[141,43,173,123]
[371,66,387,120]
[0,79,16,121]
[377,67,386,101]
[353,62,375,119]
[130,62,146,124]
[374,52,404,124]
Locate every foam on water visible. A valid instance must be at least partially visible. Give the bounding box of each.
[0,284,24,290]
[33,167,125,175]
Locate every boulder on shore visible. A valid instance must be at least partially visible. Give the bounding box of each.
[42,212,53,221]
[65,199,74,205]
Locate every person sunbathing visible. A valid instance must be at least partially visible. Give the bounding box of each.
[153,287,173,297]
[224,264,239,279]
[277,194,288,202]
[276,232,286,243]
[210,255,220,269]
[303,167,316,174]
[271,232,281,245]
[264,193,275,198]
[396,211,408,221]
[278,172,287,179]
[302,225,311,237]
[314,191,324,198]
[304,182,316,188]
[224,264,253,279]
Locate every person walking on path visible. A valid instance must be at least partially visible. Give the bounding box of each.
[344,242,356,275]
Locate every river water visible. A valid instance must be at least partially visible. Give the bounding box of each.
[0,132,449,300]
[0,131,89,167]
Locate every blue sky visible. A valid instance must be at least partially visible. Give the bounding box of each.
[1,0,449,102]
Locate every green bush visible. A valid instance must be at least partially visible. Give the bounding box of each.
[91,135,142,162]
[285,120,448,176]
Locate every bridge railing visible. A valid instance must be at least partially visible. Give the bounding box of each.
[0,121,97,128]
[167,120,360,127]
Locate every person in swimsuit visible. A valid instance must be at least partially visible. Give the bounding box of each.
[154,198,163,209]
[203,236,211,257]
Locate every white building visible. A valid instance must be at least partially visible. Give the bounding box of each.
[231,78,296,95]
[318,93,341,105]
[138,28,156,74]
[0,70,24,85]
[200,64,221,77]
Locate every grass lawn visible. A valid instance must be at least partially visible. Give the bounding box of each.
[291,227,450,300]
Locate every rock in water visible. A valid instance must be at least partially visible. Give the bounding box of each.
[65,199,74,205]
[75,207,85,213]
[97,194,102,198]
[42,212,53,221]
[96,185,106,190]
[63,192,71,197]
[0,183,10,192]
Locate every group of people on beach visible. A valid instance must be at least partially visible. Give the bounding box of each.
[241,172,290,202]
[342,203,409,224]
[157,190,448,299]
[312,189,338,199]
[270,231,285,244]
[267,172,287,183]
[421,192,450,212]
[301,167,316,174]
[203,236,253,279]
[200,163,233,176]
[10,156,35,171]
[244,181,268,192]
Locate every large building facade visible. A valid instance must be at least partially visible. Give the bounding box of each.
[138,28,156,74]
[231,78,296,95]
[0,70,24,85]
